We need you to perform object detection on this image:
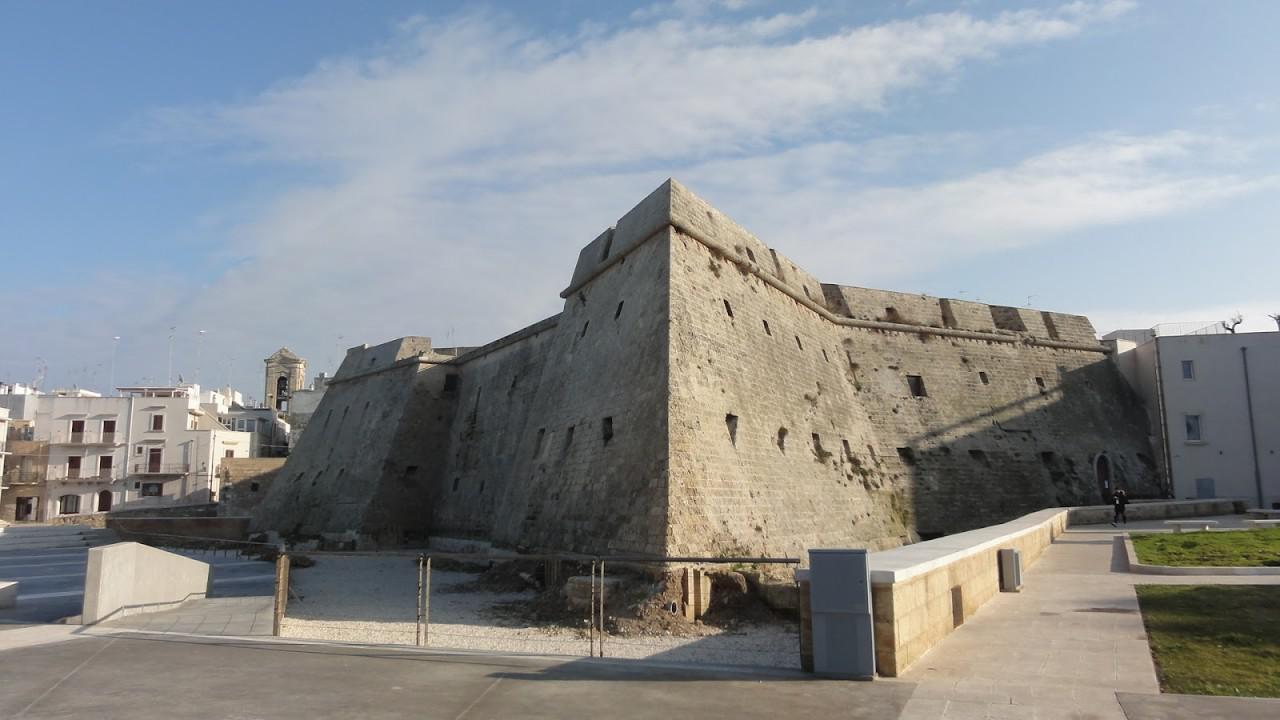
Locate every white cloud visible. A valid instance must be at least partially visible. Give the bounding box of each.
[680,132,1277,280]
[149,0,1131,173]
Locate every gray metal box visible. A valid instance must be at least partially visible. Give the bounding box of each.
[808,549,875,680]
[998,548,1022,592]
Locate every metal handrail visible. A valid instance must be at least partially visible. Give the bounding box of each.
[131,463,190,475]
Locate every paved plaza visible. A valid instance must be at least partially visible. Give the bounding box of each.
[2,519,1278,718]
[895,522,1280,719]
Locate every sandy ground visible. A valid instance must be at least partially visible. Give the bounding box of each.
[280,555,800,669]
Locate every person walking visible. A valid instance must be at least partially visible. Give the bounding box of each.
[1111,488,1128,526]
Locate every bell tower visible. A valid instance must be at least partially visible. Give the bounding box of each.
[264,347,306,413]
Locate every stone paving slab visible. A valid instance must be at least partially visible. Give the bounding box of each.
[97,595,274,636]
[0,632,917,719]
[897,532,1159,719]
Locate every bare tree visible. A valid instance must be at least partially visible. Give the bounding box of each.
[1269,313,1280,331]
[1222,313,1244,334]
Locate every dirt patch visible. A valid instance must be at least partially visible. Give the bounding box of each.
[439,559,547,594]
[479,566,795,639]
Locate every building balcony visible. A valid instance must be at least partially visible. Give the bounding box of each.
[43,431,121,446]
[1,471,46,486]
[46,468,118,483]
[131,462,189,476]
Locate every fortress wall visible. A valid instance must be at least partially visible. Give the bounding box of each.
[661,180,1159,559]
[665,182,829,310]
[939,298,999,333]
[1043,312,1098,345]
[843,329,1158,537]
[426,319,559,539]
[337,337,435,375]
[667,230,910,559]
[834,287,947,327]
[256,178,1157,557]
[252,341,457,543]
[433,226,675,556]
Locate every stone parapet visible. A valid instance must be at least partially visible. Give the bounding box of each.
[867,508,1068,677]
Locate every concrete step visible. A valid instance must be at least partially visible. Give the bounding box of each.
[0,525,93,537]
[0,538,92,552]
[0,527,108,550]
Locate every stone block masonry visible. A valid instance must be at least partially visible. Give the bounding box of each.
[255,179,1159,558]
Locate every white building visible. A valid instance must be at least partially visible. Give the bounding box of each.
[1,384,252,522]
[1108,327,1280,508]
[113,385,252,511]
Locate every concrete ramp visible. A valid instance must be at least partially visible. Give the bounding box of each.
[82,542,211,624]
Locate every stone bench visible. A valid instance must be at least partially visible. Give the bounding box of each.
[1165,520,1218,533]
[1245,519,1280,529]
[1246,508,1280,519]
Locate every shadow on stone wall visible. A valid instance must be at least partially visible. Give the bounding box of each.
[895,360,1161,539]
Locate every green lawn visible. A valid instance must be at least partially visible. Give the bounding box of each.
[1136,585,1280,697]
[1130,527,1280,567]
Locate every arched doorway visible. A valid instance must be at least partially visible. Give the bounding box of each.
[97,490,113,513]
[1095,454,1113,501]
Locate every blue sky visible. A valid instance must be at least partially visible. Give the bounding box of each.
[2,0,1277,399]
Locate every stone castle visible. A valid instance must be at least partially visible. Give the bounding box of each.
[253,180,1159,557]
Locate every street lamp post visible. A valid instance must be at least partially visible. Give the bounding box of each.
[195,330,206,386]
[109,336,121,395]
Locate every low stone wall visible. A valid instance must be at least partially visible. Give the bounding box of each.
[108,516,250,542]
[1067,498,1241,525]
[863,498,1243,677]
[109,503,219,519]
[218,458,286,518]
[868,508,1069,677]
[48,513,108,528]
[82,542,211,624]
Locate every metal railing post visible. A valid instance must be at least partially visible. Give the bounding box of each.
[423,556,432,648]
[598,559,606,658]
[272,548,289,637]
[589,559,596,657]
[416,555,425,647]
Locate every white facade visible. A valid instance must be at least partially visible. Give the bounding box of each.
[1110,330,1280,508]
[114,385,252,512]
[3,384,252,521]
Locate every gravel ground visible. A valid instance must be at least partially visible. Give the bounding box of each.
[281,555,800,669]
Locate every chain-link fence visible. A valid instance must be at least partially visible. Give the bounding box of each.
[275,550,803,669]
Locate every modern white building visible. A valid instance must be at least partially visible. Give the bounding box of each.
[0,384,252,522]
[1107,326,1280,509]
